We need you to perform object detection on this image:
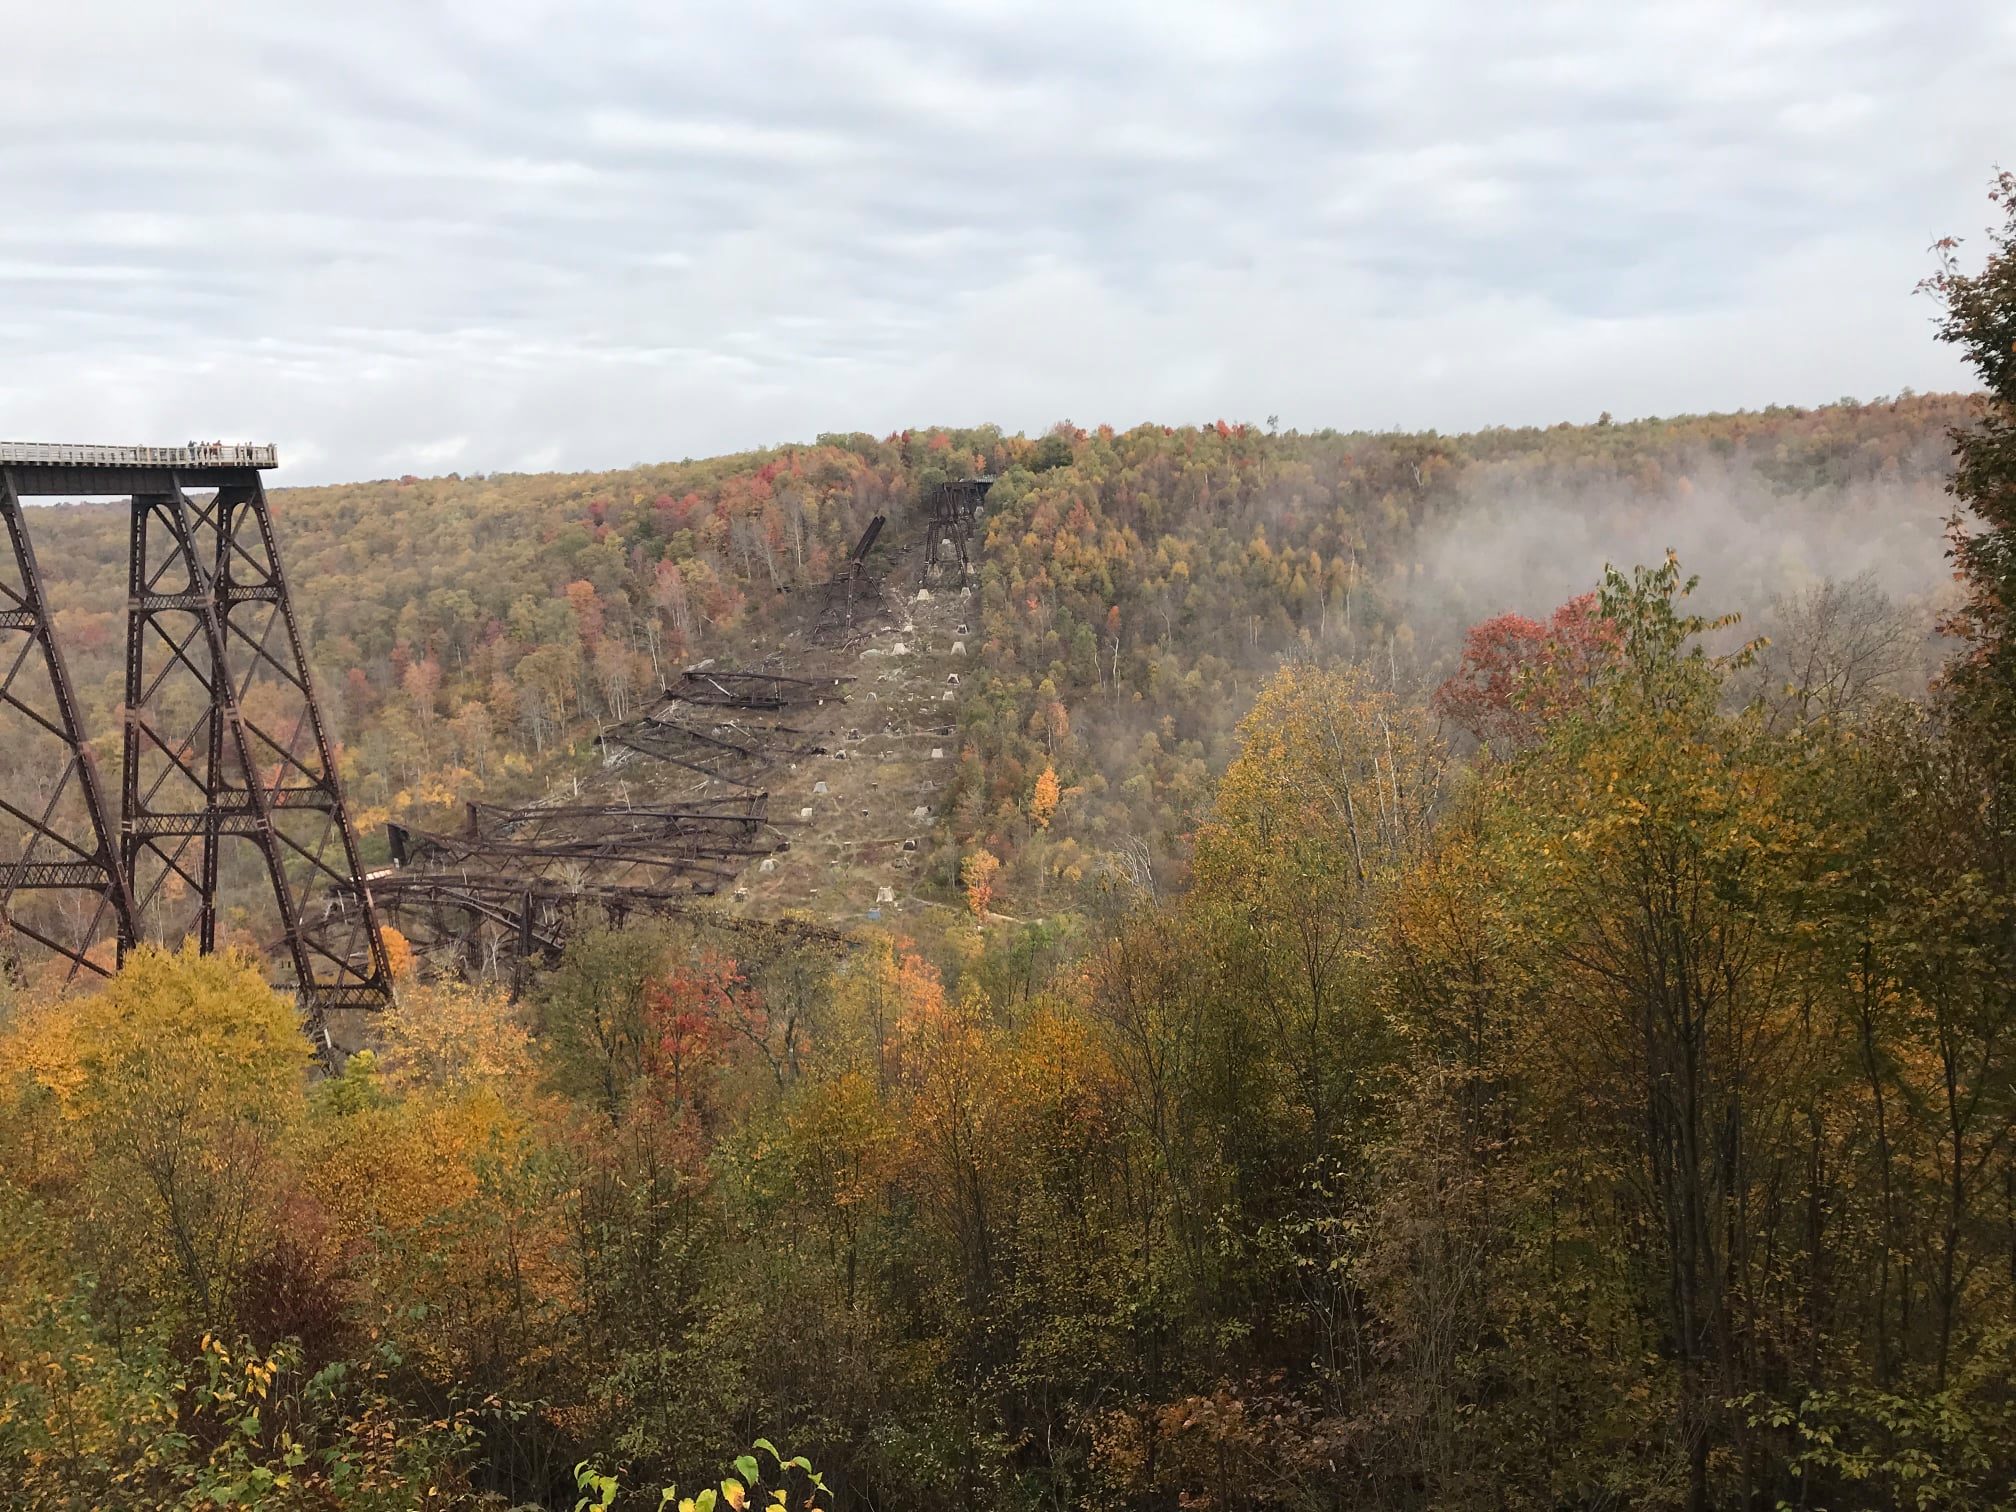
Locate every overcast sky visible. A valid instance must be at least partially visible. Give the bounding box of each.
[2,1,2010,483]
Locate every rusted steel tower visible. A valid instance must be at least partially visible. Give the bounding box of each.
[817,514,886,639]
[0,443,391,1033]
[920,477,992,587]
[0,467,136,980]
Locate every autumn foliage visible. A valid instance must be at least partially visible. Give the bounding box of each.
[1030,764,1060,829]
[1430,590,1617,745]
[379,924,417,980]
[959,848,1001,917]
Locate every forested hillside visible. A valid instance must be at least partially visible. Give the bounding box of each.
[17,394,1973,908]
[952,396,1968,913]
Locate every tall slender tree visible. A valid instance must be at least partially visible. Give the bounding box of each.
[1926,171,2016,740]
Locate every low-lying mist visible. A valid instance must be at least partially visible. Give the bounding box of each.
[1403,451,1961,694]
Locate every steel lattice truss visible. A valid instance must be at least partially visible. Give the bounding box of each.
[0,449,390,1031]
[0,472,137,981]
[384,662,857,981]
[668,668,853,709]
[466,794,770,843]
[816,515,889,642]
[387,796,787,895]
[921,477,992,588]
[123,480,391,1023]
[363,871,848,986]
[599,670,849,785]
[600,714,800,787]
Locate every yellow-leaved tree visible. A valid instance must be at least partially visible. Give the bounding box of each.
[297,980,563,1385]
[0,944,308,1326]
[1031,764,1061,829]
[1193,660,1443,1150]
[960,849,1001,919]
[379,924,417,982]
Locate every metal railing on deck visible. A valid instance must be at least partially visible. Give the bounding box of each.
[0,441,278,468]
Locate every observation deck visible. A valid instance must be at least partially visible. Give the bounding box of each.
[0,441,277,469]
[0,441,279,498]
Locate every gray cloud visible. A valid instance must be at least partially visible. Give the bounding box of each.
[0,0,2008,481]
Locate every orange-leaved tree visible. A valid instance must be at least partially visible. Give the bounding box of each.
[1031,764,1061,829]
[960,849,1001,918]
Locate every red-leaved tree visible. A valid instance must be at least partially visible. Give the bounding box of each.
[1432,592,1618,748]
[642,949,746,1112]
